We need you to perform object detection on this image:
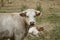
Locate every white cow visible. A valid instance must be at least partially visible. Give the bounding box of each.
[28,26,44,37]
[0,9,41,40]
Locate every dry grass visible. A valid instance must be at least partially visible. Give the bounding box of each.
[0,0,60,40]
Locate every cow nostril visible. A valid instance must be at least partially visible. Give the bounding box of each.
[30,22,34,26]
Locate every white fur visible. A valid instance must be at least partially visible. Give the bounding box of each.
[28,27,39,37]
[0,13,26,40]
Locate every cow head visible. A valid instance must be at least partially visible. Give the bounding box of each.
[20,9,41,26]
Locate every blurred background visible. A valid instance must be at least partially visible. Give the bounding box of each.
[0,0,60,40]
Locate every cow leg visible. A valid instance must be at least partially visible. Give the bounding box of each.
[10,36,15,40]
[10,33,15,40]
[10,37,15,40]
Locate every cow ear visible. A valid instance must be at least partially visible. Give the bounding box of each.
[35,11,41,16]
[19,12,26,17]
[36,27,44,31]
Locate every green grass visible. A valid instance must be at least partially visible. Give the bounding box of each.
[35,3,42,12]
[46,14,60,23]
[0,5,28,13]
[20,5,28,11]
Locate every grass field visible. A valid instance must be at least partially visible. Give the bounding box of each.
[0,0,60,40]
